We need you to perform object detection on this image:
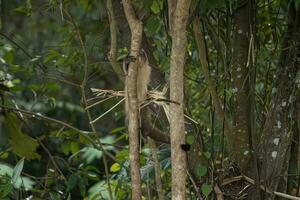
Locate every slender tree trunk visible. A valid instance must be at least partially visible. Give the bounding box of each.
[106,0,125,82]
[231,0,252,171]
[122,0,143,199]
[258,2,300,198]
[169,1,191,199]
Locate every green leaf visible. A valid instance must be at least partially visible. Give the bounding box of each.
[67,174,78,191]
[110,127,126,134]
[61,141,71,155]
[78,176,88,196]
[0,164,35,190]
[4,113,40,160]
[61,141,79,155]
[14,6,27,14]
[110,163,121,173]
[186,135,195,145]
[196,165,207,177]
[79,134,91,145]
[11,158,24,184]
[82,147,103,163]
[116,149,129,163]
[150,0,160,14]
[145,17,161,35]
[70,142,80,154]
[203,151,211,159]
[0,182,13,198]
[0,152,9,159]
[201,184,212,197]
[44,49,61,63]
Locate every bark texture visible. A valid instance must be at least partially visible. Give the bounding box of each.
[109,0,169,144]
[258,3,300,196]
[231,0,252,170]
[122,0,143,199]
[169,0,191,199]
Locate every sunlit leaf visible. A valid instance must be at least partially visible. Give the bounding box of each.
[150,0,161,14]
[110,163,121,173]
[110,127,126,134]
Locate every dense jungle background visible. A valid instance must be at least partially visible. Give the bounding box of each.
[0,0,300,199]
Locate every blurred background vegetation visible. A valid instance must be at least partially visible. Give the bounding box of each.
[0,0,299,199]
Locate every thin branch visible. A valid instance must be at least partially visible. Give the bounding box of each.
[193,17,225,120]
[39,142,66,181]
[90,98,124,124]
[0,104,117,162]
[106,0,125,82]
[0,105,87,134]
[57,10,114,200]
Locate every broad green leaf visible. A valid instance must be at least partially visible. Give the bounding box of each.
[67,174,78,191]
[12,158,24,184]
[61,141,79,155]
[4,113,40,160]
[0,182,13,198]
[78,176,88,196]
[61,141,71,155]
[145,17,161,35]
[70,142,80,154]
[201,184,212,197]
[88,181,111,200]
[0,163,35,189]
[110,163,121,173]
[82,147,103,163]
[196,165,207,177]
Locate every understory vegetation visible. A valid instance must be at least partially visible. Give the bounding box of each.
[0,0,300,199]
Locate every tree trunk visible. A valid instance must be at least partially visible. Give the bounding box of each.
[231,0,252,171]
[169,1,191,199]
[122,0,143,199]
[258,2,300,198]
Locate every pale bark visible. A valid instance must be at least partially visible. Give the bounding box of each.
[169,0,191,199]
[122,0,143,199]
[168,0,176,34]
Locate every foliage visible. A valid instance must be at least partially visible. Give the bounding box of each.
[0,0,299,199]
